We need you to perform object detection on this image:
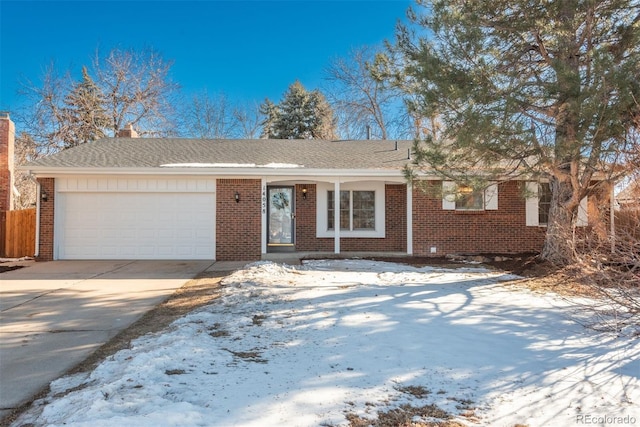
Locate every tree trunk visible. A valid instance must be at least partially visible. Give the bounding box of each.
[540,177,579,265]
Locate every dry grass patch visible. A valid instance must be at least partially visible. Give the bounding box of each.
[345,403,466,427]
[394,385,431,399]
[511,270,601,298]
[1,271,226,427]
[223,348,268,364]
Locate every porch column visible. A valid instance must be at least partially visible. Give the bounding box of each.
[407,182,413,255]
[261,178,267,256]
[334,180,340,254]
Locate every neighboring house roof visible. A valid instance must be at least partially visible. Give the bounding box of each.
[23,138,414,173]
[617,180,640,205]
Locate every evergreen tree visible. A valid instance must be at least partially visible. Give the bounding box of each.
[275,81,313,139]
[259,98,280,139]
[308,89,338,140]
[261,81,338,139]
[63,66,109,148]
[390,0,640,265]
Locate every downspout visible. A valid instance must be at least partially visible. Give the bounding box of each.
[34,177,40,258]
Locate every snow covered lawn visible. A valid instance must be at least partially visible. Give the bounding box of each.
[14,260,639,427]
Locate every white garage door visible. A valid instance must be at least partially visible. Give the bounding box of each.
[56,179,216,260]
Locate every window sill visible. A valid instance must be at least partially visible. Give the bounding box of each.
[317,229,385,238]
[453,209,486,214]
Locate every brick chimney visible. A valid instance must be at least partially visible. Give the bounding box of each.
[0,112,15,211]
[117,123,139,138]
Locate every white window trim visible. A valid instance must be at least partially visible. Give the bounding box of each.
[485,183,498,210]
[442,181,498,211]
[525,181,588,227]
[525,181,540,226]
[576,195,589,227]
[316,182,386,238]
[442,181,456,210]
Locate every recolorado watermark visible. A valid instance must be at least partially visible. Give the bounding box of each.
[576,414,637,425]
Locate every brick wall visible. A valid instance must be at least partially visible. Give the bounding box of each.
[216,179,262,261]
[34,177,544,262]
[295,183,407,252]
[294,184,332,251]
[0,114,15,212]
[37,178,55,261]
[412,181,545,256]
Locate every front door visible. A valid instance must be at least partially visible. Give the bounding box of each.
[267,186,295,251]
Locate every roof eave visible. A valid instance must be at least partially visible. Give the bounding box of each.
[19,165,409,178]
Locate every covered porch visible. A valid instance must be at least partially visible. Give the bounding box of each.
[259,176,413,258]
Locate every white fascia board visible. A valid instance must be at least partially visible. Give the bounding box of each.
[22,166,407,179]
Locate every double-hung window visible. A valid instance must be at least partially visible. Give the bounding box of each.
[538,183,552,225]
[328,190,375,230]
[442,181,498,211]
[525,181,588,227]
[317,182,385,238]
[455,186,485,210]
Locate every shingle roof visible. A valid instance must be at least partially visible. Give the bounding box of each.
[24,138,415,171]
[617,180,640,203]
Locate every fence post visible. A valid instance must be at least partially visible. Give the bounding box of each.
[0,211,5,257]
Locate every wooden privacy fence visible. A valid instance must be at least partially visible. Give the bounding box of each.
[0,208,36,258]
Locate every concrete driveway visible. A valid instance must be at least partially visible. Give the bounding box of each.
[0,260,214,421]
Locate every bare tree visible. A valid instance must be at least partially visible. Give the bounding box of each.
[324,46,411,140]
[567,209,640,334]
[17,62,74,154]
[233,101,262,139]
[13,132,38,209]
[18,47,180,152]
[94,47,179,137]
[183,91,237,139]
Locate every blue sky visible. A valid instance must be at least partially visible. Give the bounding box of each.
[0,0,411,116]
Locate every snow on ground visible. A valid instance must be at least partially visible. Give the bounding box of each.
[13,260,640,427]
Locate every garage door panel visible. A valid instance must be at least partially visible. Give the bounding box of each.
[58,191,215,260]
[138,229,155,239]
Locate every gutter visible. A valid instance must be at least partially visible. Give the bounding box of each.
[17,166,527,181]
[21,165,616,182]
[19,166,409,179]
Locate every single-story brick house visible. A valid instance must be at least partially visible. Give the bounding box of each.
[21,129,589,261]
